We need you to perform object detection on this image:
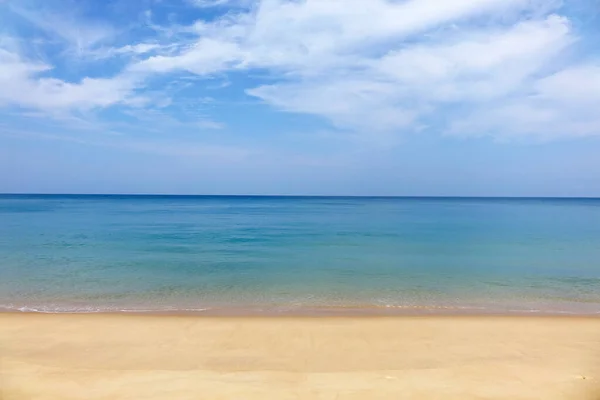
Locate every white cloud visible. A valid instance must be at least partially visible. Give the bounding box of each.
[448,62,600,139]
[130,38,241,74]
[535,64,600,103]
[118,0,596,140]
[135,0,544,75]
[373,16,572,102]
[247,14,575,135]
[87,43,163,60]
[240,0,537,64]
[248,79,418,133]
[1,0,598,141]
[0,47,140,112]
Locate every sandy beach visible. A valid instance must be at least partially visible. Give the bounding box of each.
[1,314,599,399]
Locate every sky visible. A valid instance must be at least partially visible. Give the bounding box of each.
[1,0,599,196]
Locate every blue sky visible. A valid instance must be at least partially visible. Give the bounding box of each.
[1,0,599,196]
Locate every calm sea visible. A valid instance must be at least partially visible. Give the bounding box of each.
[1,195,599,315]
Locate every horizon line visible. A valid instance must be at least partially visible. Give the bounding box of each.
[1,193,600,200]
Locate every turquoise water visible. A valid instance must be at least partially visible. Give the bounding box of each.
[1,195,600,315]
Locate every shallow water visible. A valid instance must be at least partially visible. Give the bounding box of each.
[1,195,600,315]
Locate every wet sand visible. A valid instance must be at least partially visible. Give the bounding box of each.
[1,314,599,399]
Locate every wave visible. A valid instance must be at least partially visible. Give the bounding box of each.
[0,304,211,314]
[2,302,598,316]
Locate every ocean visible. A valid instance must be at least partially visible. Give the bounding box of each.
[1,194,599,315]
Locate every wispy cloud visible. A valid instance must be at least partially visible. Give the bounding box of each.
[117,0,598,140]
[188,0,252,9]
[189,0,235,8]
[87,43,163,60]
[0,124,250,160]
[1,0,599,144]
[4,2,115,56]
[448,63,600,140]
[0,46,142,113]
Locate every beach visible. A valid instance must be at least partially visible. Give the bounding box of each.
[2,196,600,398]
[2,314,599,399]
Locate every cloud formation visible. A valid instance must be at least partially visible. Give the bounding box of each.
[0,48,141,112]
[0,0,599,141]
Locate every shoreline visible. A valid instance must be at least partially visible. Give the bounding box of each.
[2,303,600,317]
[0,311,600,321]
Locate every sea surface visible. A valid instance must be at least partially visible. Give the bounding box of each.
[1,194,600,315]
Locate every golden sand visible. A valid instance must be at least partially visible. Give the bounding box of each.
[1,314,599,399]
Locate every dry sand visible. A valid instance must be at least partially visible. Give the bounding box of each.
[1,313,600,399]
